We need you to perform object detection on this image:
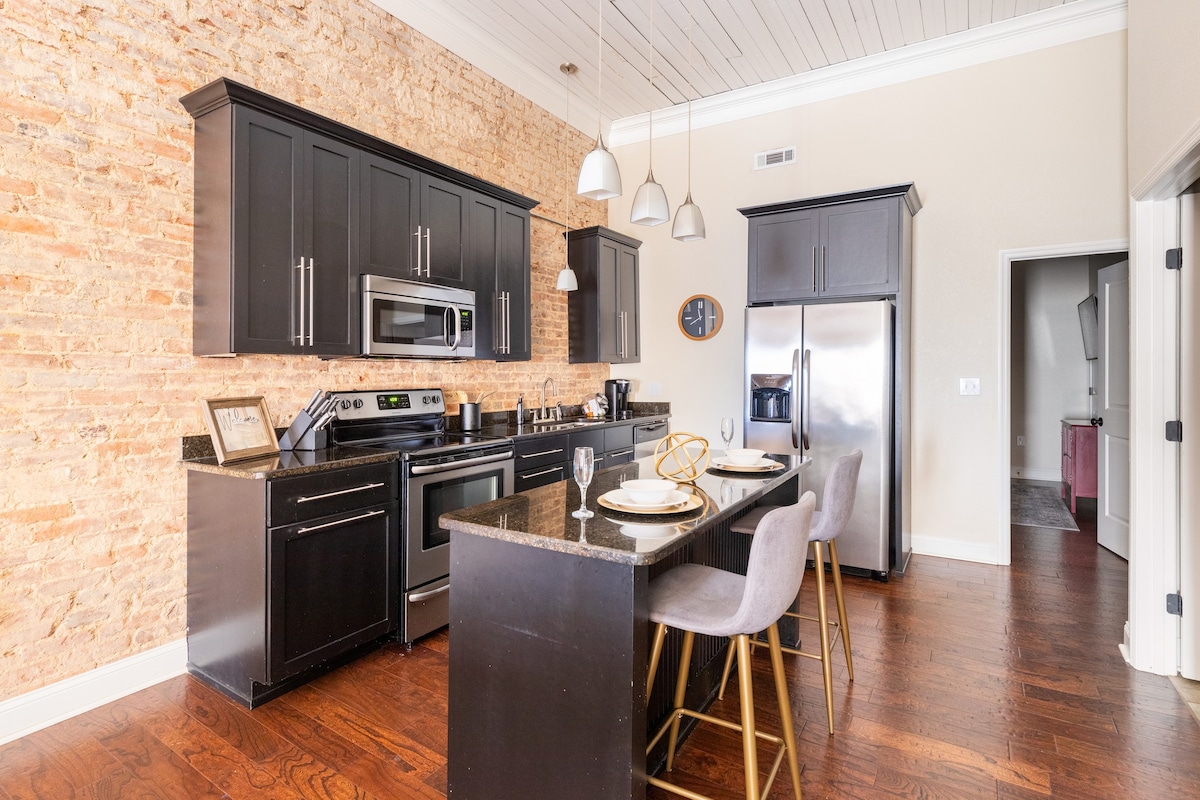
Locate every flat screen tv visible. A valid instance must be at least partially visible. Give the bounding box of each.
[1078,294,1099,360]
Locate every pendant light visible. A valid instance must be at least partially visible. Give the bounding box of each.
[672,1,705,241]
[577,0,622,201]
[558,64,579,291]
[629,0,669,226]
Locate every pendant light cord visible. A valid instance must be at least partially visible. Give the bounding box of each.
[647,0,654,171]
[596,0,604,141]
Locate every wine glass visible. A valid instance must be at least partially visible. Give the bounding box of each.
[571,446,595,519]
[720,417,735,451]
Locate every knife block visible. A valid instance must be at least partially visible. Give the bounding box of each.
[278,410,329,451]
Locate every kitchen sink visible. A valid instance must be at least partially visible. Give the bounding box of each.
[527,418,605,430]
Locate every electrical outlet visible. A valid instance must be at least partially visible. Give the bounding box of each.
[1017,435,1025,446]
[959,377,981,396]
[647,382,662,397]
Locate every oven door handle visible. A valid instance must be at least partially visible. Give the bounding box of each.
[409,583,451,603]
[409,451,513,475]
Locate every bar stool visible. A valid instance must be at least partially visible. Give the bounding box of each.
[718,449,863,735]
[646,492,815,800]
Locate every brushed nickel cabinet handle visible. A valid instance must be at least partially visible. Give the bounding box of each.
[297,508,385,534]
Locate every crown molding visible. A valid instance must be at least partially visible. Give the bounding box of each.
[610,0,1127,147]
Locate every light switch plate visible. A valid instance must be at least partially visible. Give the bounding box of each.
[960,377,981,396]
[647,382,662,397]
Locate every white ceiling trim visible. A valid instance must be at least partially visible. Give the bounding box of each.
[610,0,1127,146]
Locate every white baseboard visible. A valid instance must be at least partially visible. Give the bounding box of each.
[0,639,187,745]
[912,534,1004,566]
[1010,467,1062,482]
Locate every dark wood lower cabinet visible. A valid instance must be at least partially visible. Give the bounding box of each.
[186,463,399,707]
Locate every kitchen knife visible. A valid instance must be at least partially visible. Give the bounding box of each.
[302,389,323,415]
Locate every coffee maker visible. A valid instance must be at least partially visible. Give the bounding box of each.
[604,379,631,419]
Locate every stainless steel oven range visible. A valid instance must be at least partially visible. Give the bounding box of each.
[328,388,514,642]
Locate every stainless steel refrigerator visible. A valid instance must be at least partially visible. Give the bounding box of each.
[744,300,895,576]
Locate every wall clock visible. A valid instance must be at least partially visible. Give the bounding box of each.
[678,294,723,341]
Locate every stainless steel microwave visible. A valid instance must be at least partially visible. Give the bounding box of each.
[361,276,475,359]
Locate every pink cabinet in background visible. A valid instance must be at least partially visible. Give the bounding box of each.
[1061,419,1097,514]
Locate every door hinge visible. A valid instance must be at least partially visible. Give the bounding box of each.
[1167,593,1183,616]
[1166,247,1183,270]
[1166,420,1183,442]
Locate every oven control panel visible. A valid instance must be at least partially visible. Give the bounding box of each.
[332,389,444,421]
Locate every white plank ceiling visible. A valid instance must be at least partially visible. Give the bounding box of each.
[373,0,1082,129]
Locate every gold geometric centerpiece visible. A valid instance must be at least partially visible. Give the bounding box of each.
[653,432,710,482]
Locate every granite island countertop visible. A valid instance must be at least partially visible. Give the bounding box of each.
[440,451,808,566]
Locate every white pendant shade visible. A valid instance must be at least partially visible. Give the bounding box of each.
[630,170,669,226]
[577,135,622,201]
[671,192,706,241]
[556,265,579,291]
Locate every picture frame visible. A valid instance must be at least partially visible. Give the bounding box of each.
[201,396,280,465]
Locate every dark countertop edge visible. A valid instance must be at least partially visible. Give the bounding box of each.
[441,459,807,567]
[180,447,397,479]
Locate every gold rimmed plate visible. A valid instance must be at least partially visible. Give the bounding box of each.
[598,490,704,516]
[709,457,786,473]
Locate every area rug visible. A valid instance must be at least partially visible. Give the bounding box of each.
[1011,479,1079,531]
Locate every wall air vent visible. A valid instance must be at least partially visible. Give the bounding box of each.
[754,146,797,170]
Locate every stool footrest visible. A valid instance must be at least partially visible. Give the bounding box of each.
[649,707,789,800]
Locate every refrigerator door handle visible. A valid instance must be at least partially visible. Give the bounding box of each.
[802,348,812,450]
[791,348,801,449]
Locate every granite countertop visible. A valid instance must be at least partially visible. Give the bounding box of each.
[180,442,396,479]
[178,402,670,479]
[440,452,808,566]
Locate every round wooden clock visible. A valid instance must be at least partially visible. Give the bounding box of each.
[678,294,723,341]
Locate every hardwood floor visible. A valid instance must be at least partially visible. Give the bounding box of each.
[3,509,1198,799]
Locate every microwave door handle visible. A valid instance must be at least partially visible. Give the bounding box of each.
[443,305,452,348]
[448,303,462,351]
[802,348,812,451]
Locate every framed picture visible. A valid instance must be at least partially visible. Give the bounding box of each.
[201,396,280,465]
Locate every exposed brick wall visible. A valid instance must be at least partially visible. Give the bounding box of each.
[0,0,608,700]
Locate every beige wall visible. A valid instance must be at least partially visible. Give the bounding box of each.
[1010,257,1093,479]
[0,0,606,701]
[1127,0,1200,193]
[610,31,1128,561]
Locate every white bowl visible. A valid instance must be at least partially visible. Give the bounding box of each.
[619,479,677,506]
[724,448,766,466]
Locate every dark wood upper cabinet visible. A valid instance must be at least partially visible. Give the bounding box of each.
[568,226,641,364]
[182,78,536,357]
[470,192,531,361]
[742,184,920,305]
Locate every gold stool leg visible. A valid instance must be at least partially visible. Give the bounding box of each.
[735,633,760,799]
[717,637,736,700]
[812,541,835,735]
[766,623,803,799]
[665,630,695,772]
[827,540,853,682]
[647,622,668,706]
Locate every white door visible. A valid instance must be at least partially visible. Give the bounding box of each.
[1097,260,1130,559]
[1180,193,1200,679]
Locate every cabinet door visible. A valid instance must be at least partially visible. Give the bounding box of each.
[232,107,304,354]
[819,198,899,297]
[303,132,359,355]
[360,152,419,279]
[515,463,569,493]
[268,501,398,683]
[468,193,501,359]
[421,175,469,287]
[498,204,531,361]
[616,243,640,363]
[748,210,819,304]
[597,238,622,363]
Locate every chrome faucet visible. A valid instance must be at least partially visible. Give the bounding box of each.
[540,377,558,421]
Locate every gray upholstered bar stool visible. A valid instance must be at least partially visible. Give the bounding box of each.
[646,492,815,800]
[719,449,863,736]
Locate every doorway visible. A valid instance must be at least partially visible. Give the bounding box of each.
[1009,253,1127,543]
[997,239,1128,567]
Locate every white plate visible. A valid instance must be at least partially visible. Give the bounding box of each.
[619,523,680,540]
[711,457,784,472]
[601,489,689,512]
[598,491,703,515]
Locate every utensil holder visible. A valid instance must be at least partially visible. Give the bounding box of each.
[460,402,481,432]
[279,411,329,451]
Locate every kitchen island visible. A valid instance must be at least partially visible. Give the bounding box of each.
[439,451,807,800]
